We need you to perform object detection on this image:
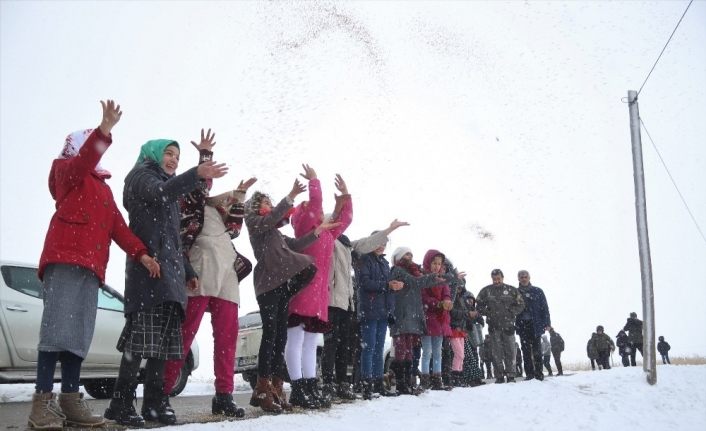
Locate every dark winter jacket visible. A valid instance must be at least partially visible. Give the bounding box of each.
[515,284,551,338]
[450,284,471,333]
[356,252,394,321]
[123,159,200,314]
[245,196,317,297]
[616,331,631,356]
[549,330,564,353]
[623,317,643,345]
[476,282,525,333]
[388,264,450,337]
[586,335,598,359]
[591,332,614,353]
[657,340,671,355]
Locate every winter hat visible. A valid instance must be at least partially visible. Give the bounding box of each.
[392,247,412,265]
[59,129,111,178]
[658,336,664,341]
[135,139,179,166]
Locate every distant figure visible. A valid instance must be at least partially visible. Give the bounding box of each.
[586,334,599,370]
[657,336,671,365]
[616,330,631,367]
[549,328,565,375]
[479,335,494,379]
[541,334,553,376]
[590,326,615,370]
[623,312,643,366]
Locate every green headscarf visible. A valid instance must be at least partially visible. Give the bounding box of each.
[135,139,179,166]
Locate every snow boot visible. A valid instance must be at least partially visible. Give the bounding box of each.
[288,379,319,409]
[249,376,282,414]
[271,376,292,411]
[419,374,431,390]
[141,383,176,425]
[336,382,358,401]
[104,380,144,427]
[431,373,452,391]
[58,392,104,427]
[212,393,245,417]
[373,378,399,397]
[305,378,329,408]
[28,392,65,430]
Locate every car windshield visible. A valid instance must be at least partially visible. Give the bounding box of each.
[238,312,262,329]
[97,287,123,312]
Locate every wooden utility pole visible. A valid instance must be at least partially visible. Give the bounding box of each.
[627,90,657,385]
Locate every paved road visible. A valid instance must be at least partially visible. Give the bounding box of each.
[0,392,263,430]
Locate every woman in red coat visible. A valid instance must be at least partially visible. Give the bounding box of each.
[29,100,160,430]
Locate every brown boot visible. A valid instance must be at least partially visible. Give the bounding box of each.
[28,392,65,430]
[419,374,431,390]
[271,376,292,411]
[58,392,105,427]
[249,377,282,414]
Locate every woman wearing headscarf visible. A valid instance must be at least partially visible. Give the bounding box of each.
[104,132,227,427]
[30,100,160,430]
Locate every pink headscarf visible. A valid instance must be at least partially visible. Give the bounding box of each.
[59,129,111,178]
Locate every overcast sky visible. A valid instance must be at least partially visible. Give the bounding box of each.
[1,1,704,365]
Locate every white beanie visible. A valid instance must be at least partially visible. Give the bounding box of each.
[392,247,412,265]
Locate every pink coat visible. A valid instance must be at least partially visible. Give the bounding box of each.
[421,249,452,337]
[289,179,352,321]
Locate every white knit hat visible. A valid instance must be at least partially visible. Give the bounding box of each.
[392,247,412,264]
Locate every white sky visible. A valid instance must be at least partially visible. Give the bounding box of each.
[1,1,705,367]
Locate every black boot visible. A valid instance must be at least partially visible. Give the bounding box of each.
[288,379,319,409]
[141,383,176,425]
[361,379,375,401]
[336,382,358,401]
[395,362,411,395]
[306,378,330,408]
[212,392,245,417]
[374,378,399,397]
[321,381,336,405]
[104,379,145,427]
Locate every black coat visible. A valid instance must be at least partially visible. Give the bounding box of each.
[123,160,200,314]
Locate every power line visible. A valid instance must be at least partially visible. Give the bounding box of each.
[637,0,694,97]
[639,117,706,247]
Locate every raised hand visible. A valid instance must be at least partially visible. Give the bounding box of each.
[441,299,454,311]
[314,220,342,237]
[288,178,307,200]
[237,177,258,192]
[197,160,228,179]
[389,219,409,230]
[457,271,467,280]
[190,128,216,152]
[140,255,161,279]
[187,277,200,292]
[334,174,348,195]
[300,163,317,180]
[99,99,123,136]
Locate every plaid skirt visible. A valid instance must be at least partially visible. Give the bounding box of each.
[117,302,184,360]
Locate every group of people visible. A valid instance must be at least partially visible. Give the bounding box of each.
[29,99,570,430]
[586,312,672,370]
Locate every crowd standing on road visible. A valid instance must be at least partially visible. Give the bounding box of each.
[27,100,670,429]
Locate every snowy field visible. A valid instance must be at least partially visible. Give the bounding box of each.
[2,365,705,430]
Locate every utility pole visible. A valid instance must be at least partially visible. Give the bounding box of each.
[627,90,657,385]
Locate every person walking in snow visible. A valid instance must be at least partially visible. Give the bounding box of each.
[623,312,643,366]
[286,166,352,409]
[541,334,553,376]
[162,129,255,418]
[590,326,615,370]
[106,133,228,426]
[549,327,565,375]
[30,100,160,430]
[657,336,671,365]
[322,219,410,401]
[515,270,551,381]
[244,175,338,413]
[616,330,631,367]
[476,269,525,383]
[587,335,599,370]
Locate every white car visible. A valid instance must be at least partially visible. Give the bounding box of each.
[0,261,198,398]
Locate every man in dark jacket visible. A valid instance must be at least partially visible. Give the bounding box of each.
[657,336,671,364]
[623,312,643,366]
[590,326,614,370]
[549,328,565,375]
[514,270,551,381]
[476,269,525,383]
[616,330,631,367]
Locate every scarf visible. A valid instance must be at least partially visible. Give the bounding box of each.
[135,139,179,166]
[59,129,111,178]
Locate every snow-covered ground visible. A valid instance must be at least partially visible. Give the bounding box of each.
[2,365,704,430]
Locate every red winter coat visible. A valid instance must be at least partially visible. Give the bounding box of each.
[421,249,452,337]
[38,129,148,284]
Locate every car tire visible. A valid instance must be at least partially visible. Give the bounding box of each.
[169,353,193,397]
[83,378,116,400]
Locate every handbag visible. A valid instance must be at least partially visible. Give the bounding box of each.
[470,322,483,348]
[234,251,252,281]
